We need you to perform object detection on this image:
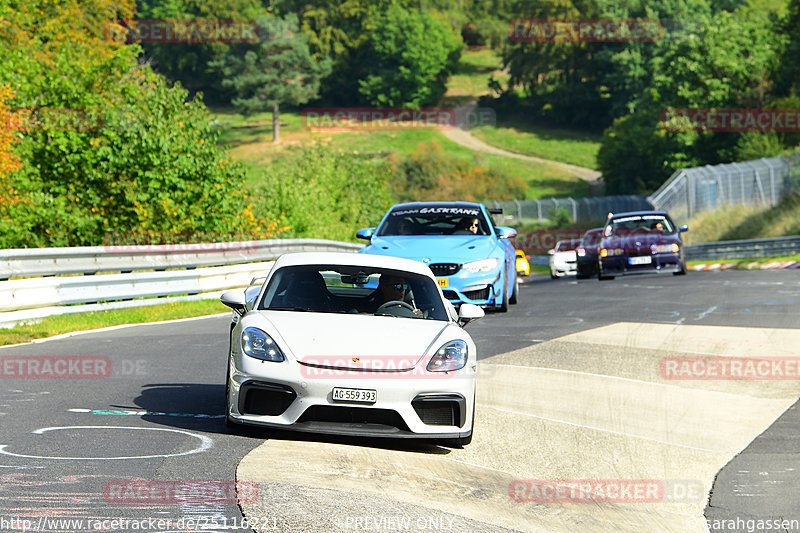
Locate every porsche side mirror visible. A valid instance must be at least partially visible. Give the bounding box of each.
[458,303,484,326]
[220,290,246,316]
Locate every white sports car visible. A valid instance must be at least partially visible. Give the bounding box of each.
[220,252,484,447]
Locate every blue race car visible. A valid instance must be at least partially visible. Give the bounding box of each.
[357,202,519,312]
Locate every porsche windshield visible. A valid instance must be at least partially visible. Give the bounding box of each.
[377,206,491,236]
[258,265,448,320]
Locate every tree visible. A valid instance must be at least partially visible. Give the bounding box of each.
[357,5,462,108]
[598,5,785,193]
[597,104,680,194]
[213,14,331,142]
[500,0,722,130]
[774,0,800,97]
[271,0,412,105]
[0,0,277,247]
[133,0,265,103]
[0,85,23,212]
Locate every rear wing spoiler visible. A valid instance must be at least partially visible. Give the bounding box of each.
[488,208,503,215]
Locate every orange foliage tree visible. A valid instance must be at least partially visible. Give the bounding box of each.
[0,85,23,214]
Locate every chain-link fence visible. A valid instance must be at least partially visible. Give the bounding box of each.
[486,195,652,225]
[648,153,800,223]
[487,153,800,226]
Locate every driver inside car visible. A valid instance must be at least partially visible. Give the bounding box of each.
[368,274,422,316]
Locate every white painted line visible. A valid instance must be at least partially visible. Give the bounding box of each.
[0,426,213,460]
[696,306,718,320]
[67,408,224,419]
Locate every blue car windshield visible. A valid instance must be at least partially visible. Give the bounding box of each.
[377,206,491,236]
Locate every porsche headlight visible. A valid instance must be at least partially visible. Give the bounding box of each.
[242,327,285,362]
[427,340,468,372]
[462,258,499,273]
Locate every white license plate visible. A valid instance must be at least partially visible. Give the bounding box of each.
[332,387,377,403]
[629,256,652,265]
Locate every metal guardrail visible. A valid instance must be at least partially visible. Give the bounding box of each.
[685,236,800,261]
[1,234,797,328]
[0,239,362,328]
[0,238,362,279]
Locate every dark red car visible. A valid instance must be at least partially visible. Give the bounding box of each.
[576,228,603,279]
[597,211,688,280]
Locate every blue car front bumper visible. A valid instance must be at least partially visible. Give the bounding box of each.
[434,267,504,307]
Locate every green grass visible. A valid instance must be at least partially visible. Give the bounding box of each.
[444,47,508,104]
[211,107,306,146]
[327,130,591,198]
[0,300,226,346]
[528,264,550,276]
[210,107,592,199]
[471,121,602,170]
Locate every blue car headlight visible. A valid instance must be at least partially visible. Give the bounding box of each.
[427,340,468,372]
[242,327,285,362]
[462,258,499,273]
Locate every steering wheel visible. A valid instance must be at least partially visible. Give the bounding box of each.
[376,300,415,314]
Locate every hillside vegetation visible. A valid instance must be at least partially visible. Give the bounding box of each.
[683,193,800,244]
[3,0,799,248]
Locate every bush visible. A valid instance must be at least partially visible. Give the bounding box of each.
[251,145,394,241]
[0,0,278,248]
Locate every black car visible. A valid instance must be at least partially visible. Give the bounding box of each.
[576,228,603,279]
[597,211,688,280]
